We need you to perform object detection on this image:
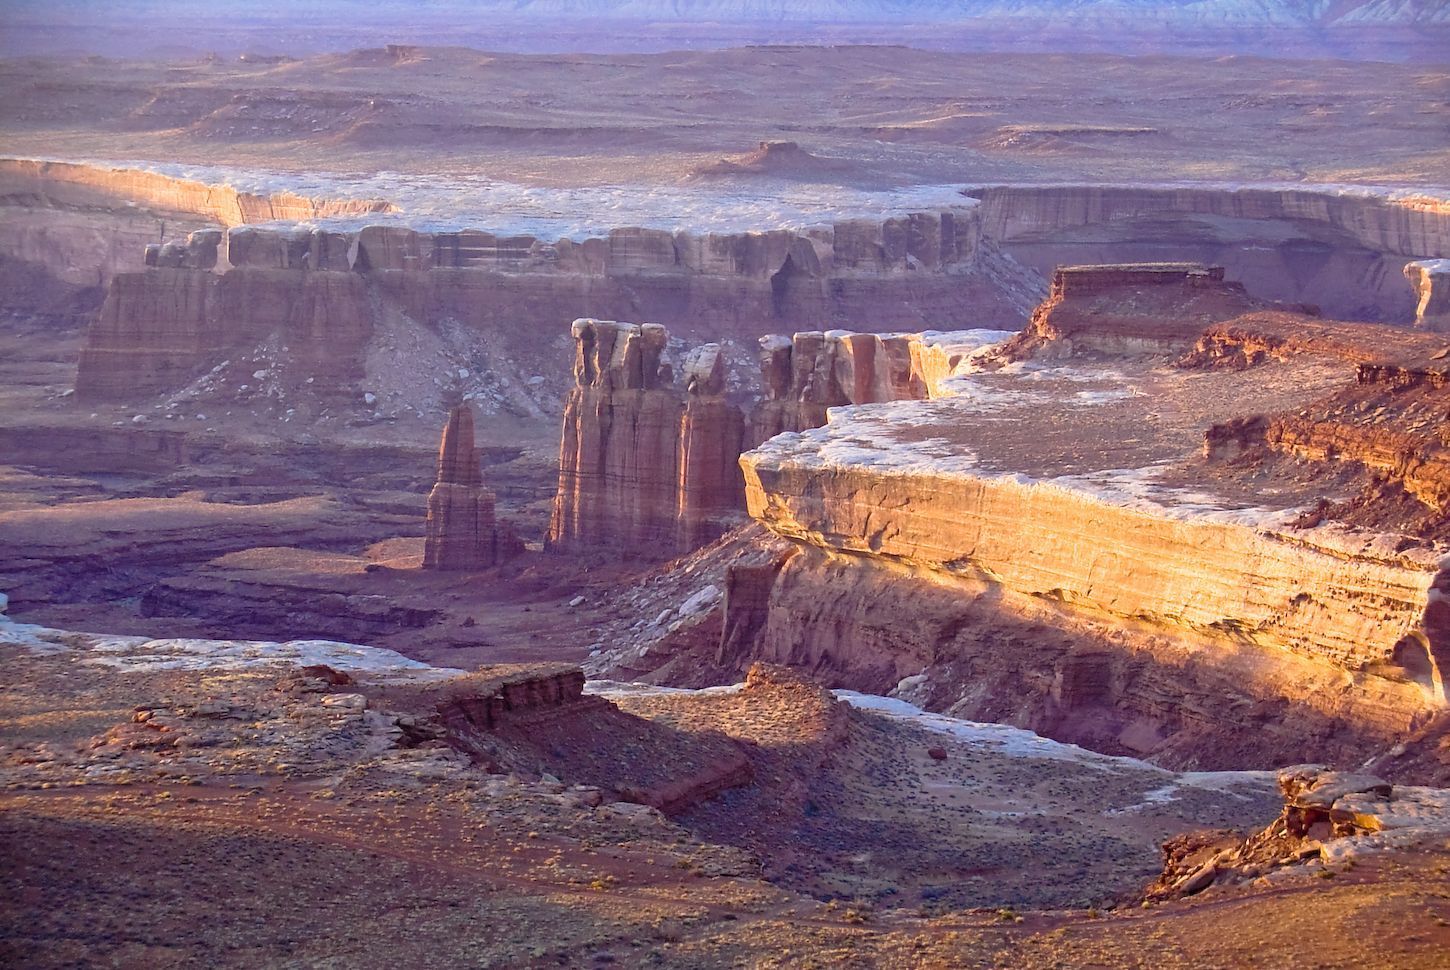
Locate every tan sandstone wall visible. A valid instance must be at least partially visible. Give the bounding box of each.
[741,451,1450,698]
[0,158,398,227]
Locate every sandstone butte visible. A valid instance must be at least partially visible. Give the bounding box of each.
[423,403,519,571]
[547,319,744,556]
[730,263,1450,764]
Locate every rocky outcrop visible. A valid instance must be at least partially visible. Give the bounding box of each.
[1189,313,1450,529]
[403,662,754,814]
[73,208,1034,401]
[423,404,519,571]
[430,664,595,733]
[965,183,1450,321]
[144,230,223,270]
[1147,765,1450,901]
[747,327,1004,443]
[0,158,397,227]
[1405,259,1450,332]
[995,262,1266,360]
[750,330,900,441]
[548,320,746,557]
[718,266,1450,771]
[76,265,371,400]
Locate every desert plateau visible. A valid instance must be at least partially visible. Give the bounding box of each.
[2,2,1449,968]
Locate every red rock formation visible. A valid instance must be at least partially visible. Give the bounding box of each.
[548,320,746,557]
[1146,765,1450,901]
[429,665,596,733]
[74,211,1035,401]
[966,183,1450,321]
[747,328,948,444]
[677,344,746,550]
[1190,312,1450,526]
[715,267,1450,770]
[396,662,755,813]
[994,262,1265,361]
[76,265,370,400]
[423,404,519,571]
[549,320,681,552]
[1405,259,1450,332]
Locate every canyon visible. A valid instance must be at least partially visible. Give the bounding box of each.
[2,34,1449,970]
[575,272,1450,775]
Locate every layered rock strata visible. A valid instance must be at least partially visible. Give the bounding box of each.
[748,327,1008,443]
[76,263,371,400]
[429,664,595,733]
[1405,259,1450,332]
[73,208,1029,400]
[997,263,1267,360]
[423,404,519,571]
[548,320,746,557]
[743,443,1448,692]
[731,264,1449,768]
[967,185,1450,259]
[705,541,1436,769]
[1191,314,1450,527]
[396,663,754,814]
[965,183,1450,321]
[0,158,397,227]
[549,320,1013,557]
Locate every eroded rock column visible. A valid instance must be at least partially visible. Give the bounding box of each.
[424,403,516,570]
[548,319,747,557]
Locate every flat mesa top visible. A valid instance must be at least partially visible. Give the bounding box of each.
[2,45,1446,189]
[747,311,1449,531]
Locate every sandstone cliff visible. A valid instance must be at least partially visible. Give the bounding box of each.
[720,264,1450,769]
[74,209,1033,401]
[1405,259,1450,332]
[0,158,397,227]
[423,404,520,571]
[548,320,746,557]
[965,184,1450,322]
[747,327,1009,444]
[76,263,371,400]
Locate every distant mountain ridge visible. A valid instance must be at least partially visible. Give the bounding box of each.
[16,0,1447,27]
[431,1,1450,25]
